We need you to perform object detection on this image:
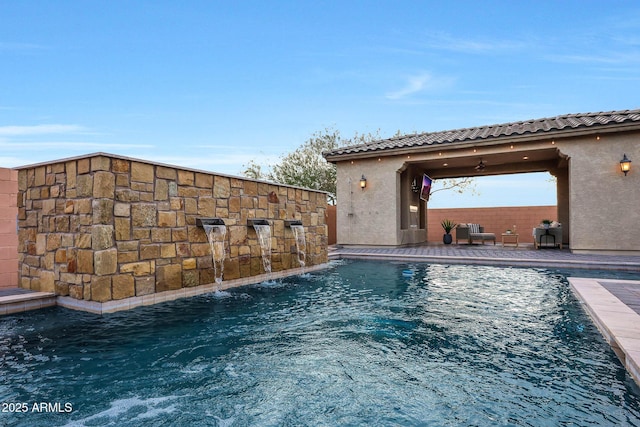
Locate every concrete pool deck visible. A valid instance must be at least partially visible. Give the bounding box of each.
[330,243,640,386]
[328,243,640,271]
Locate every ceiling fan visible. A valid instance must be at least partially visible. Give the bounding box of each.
[475,159,486,171]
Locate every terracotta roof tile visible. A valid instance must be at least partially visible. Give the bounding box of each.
[324,109,640,159]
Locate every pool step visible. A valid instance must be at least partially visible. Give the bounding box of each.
[0,288,56,316]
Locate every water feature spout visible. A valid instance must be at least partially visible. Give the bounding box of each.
[196,218,226,227]
[286,220,306,269]
[248,219,272,274]
[197,218,227,284]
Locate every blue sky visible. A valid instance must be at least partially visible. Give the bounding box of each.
[2,1,639,208]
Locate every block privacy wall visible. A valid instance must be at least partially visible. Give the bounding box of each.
[0,168,18,289]
[427,206,557,244]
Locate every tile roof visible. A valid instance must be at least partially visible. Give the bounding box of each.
[324,109,640,160]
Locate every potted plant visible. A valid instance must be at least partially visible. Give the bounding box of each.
[441,219,457,244]
[541,219,552,229]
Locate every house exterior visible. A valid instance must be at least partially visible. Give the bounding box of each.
[324,109,640,255]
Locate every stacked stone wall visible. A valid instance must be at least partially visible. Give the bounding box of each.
[17,154,328,302]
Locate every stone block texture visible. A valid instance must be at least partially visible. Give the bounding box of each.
[17,154,328,301]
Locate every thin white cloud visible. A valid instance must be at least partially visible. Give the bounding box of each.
[546,52,640,65]
[135,153,280,176]
[0,124,87,136]
[0,122,159,167]
[386,73,455,100]
[146,153,279,168]
[478,174,555,189]
[0,156,26,167]
[420,31,529,54]
[0,42,45,51]
[193,144,261,151]
[0,141,153,150]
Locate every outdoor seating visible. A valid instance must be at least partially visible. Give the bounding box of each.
[533,226,563,249]
[455,223,496,245]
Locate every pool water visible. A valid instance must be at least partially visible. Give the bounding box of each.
[1,260,640,426]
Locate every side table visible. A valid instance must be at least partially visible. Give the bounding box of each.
[501,233,519,248]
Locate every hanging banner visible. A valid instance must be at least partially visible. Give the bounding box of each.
[420,174,432,201]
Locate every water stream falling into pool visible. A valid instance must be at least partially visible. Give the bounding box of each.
[203,224,227,284]
[253,224,272,275]
[290,224,306,269]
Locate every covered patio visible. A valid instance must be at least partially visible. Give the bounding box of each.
[324,109,640,255]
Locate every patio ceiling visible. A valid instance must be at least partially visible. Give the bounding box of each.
[408,145,566,179]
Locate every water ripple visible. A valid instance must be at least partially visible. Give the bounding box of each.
[1,260,640,426]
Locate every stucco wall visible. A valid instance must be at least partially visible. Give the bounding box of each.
[336,157,405,245]
[17,154,328,301]
[0,168,18,289]
[427,206,558,244]
[557,133,639,254]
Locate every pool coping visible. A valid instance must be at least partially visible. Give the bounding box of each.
[569,278,640,387]
[1,264,328,316]
[0,291,57,316]
[328,246,640,271]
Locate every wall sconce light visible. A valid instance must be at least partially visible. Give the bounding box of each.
[359,174,367,190]
[620,154,632,176]
[411,178,420,193]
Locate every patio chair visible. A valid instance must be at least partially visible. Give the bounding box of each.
[455,223,496,245]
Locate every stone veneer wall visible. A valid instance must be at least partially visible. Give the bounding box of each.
[17,153,328,302]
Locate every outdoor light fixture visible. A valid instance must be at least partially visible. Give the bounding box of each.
[411,178,420,193]
[359,174,367,189]
[620,154,632,176]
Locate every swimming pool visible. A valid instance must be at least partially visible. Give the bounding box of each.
[1,260,640,426]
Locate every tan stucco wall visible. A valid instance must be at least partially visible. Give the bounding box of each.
[334,129,639,255]
[336,157,405,245]
[557,132,640,254]
[553,167,570,245]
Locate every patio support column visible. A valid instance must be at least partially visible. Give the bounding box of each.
[554,167,570,248]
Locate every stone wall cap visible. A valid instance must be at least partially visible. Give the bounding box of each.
[14,152,329,195]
